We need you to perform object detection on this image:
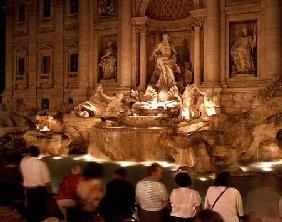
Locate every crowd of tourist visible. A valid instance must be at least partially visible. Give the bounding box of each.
[0,145,265,222]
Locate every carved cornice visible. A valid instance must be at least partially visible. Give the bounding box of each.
[225,3,261,16]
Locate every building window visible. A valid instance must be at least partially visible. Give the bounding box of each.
[41,55,51,74]
[69,53,78,73]
[70,0,79,14]
[42,98,49,110]
[43,0,51,18]
[18,4,25,21]
[17,57,25,76]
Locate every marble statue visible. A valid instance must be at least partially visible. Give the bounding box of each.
[95,86,127,117]
[183,61,193,84]
[99,41,117,80]
[181,85,198,120]
[194,85,219,117]
[230,25,257,74]
[150,34,181,89]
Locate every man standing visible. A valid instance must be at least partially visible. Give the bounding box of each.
[100,168,135,222]
[136,163,168,222]
[20,146,51,222]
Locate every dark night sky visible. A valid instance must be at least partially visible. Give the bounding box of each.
[0,0,5,93]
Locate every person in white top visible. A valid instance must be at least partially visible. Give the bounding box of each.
[279,196,282,219]
[204,171,244,222]
[20,146,51,222]
[170,172,201,222]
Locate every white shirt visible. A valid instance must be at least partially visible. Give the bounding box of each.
[170,187,201,218]
[20,156,50,188]
[136,177,168,211]
[204,186,244,222]
[279,197,282,218]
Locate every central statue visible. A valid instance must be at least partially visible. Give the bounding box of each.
[149,34,181,89]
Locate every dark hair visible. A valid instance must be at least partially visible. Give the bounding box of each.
[175,172,191,187]
[82,162,103,180]
[147,163,161,176]
[0,182,15,206]
[28,146,40,157]
[214,171,231,187]
[194,210,224,222]
[114,168,128,178]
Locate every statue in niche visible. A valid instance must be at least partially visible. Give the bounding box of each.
[149,34,181,89]
[98,0,116,17]
[99,41,117,80]
[230,24,257,75]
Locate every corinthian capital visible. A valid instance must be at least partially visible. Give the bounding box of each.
[135,25,147,34]
[192,18,204,30]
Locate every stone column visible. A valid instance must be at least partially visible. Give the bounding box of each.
[54,0,64,108]
[204,0,220,86]
[78,0,89,88]
[4,3,13,101]
[265,0,282,78]
[28,2,38,108]
[138,26,147,90]
[119,0,132,88]
[131,25,138,87]
[193,21,202,84]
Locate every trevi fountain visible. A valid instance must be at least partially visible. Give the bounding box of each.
[1,0,282,220]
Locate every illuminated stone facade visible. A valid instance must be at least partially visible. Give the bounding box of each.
[3,0,282,112]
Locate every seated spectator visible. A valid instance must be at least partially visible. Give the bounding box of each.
[100,168,135,222]
[136,163,168,222]
[56,165,81,220]
[76,162,104,212]
[170,172,201,222]
[194,210,224,222]
[0,182,26,222]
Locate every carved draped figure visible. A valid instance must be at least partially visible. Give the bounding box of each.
[230,35,256,74]
[99,46,117,80]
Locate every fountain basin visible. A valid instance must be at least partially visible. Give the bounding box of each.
[89,124,173,161]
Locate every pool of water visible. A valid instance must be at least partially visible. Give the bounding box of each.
[43,155,282,221]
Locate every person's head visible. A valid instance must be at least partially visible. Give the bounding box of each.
[82,162,103,180]
[241,26,248,36]
[28,146,40,157]
[147,163,162,181]
[0,182,15,206]
[175,172,192,187]
[162,34,169,42]
[70,165,81,175]
[194,210,224,222]
[113,168,128,180]
[214,171,231,187]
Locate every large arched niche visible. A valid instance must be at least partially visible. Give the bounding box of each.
[134,0,205,88]
[138,0,204,18]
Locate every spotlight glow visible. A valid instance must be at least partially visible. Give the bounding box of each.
[199,177,208,181]
[262,167,273,172]
[53,156,62,160]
